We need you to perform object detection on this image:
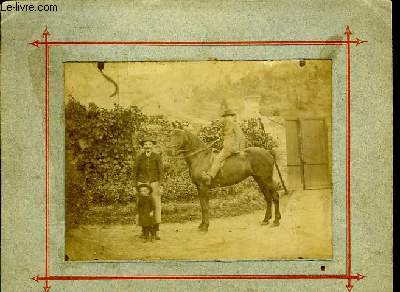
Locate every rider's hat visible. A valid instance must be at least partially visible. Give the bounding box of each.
[221,108,236,117]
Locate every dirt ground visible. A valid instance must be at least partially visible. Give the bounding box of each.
[65,189,332,261]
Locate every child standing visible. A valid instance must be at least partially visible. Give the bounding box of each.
[136,184,156,242]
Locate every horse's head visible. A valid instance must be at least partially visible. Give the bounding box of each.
[166,129,187,156]
[166,128,204,157]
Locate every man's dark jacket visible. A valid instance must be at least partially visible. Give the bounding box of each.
[133,152,163,184]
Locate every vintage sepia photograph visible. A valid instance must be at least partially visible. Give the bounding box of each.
[64,60,332,261]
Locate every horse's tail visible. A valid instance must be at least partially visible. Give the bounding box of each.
[268,148,288,195]
[268,148,277,161]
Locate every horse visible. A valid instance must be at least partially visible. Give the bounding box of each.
[168,129,281,232]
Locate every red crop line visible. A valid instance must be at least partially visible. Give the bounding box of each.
[33,40,358,47]
[33,274,362,281]
[345,27,352,287]
[44,30,50,291]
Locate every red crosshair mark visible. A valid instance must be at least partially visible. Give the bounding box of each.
[30,25,367,291]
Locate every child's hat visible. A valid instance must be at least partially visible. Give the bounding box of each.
[136,183,153,193]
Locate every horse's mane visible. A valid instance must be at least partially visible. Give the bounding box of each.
[182,129,206,151]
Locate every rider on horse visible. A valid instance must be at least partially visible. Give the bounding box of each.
[202,108,245,185]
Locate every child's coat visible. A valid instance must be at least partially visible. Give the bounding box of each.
[137,194,155,227]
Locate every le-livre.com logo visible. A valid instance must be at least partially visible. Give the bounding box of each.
[1,1,57,12]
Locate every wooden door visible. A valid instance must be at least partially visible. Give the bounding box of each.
[285,118,330,190]
[285,120,303,189]
[300,119,330,189]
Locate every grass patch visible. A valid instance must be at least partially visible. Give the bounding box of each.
[72,187,267,226]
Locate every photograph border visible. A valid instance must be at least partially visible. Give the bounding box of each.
[30,25,367,292]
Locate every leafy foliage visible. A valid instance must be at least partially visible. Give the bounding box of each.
[198,120,224,150]
[66,98,145,206]
[241,118,279,150]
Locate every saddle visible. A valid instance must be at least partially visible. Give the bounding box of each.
[209,149,246,173]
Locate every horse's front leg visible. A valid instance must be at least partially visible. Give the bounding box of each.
[198,186,210,232]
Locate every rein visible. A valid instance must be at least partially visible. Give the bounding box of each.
[168,138,220,159]
[180,147,209,158]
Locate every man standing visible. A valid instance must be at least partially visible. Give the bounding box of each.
[202,108,245,185]
[133,135,163,240]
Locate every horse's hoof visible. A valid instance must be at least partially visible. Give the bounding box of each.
[198,225,209,232]
[261,220,270,226]
[271,221,280,227]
